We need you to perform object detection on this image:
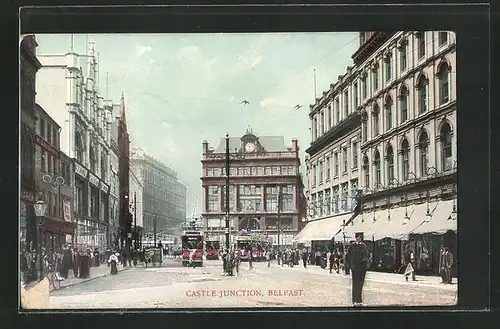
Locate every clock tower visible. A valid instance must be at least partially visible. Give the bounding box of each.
[241,125,261,153]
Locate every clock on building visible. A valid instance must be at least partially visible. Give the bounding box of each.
[245,142,256,152]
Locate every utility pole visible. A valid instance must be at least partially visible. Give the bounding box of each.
[277,185,282,252]
[153,214,157,248]
[225,134,230,252]
[134,192,137,250]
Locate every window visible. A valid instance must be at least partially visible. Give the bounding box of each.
[344,90,349,117]
[400,42,407,71]
[362,76,367,99]
[320,112,325,135]
[341,183,348,210]
[90,186,99,218]
[419,131,429,177]
[417,75,428,114]
[353,83,358,108]
[373,150,381,188]
[265,167,271,175]
[385,53,392,81]
[401,139,410,181]
[335,99,340,123]
[334,152,339,176]
[400,85,409,123]
[40,149,46,171]
[362,116,368,143]
[438,63,450,104]
[101,154,107,181]
[385,95,393,130]
[47,154,52,174]
[441,123,453,171]
[208,186,219,212]
[89,146,97,173]
[363,156,370,188]
[40,118,46,139]
[328,103,333,129]
[326,157,330,179]
[350,179,358,210]
[288,166,294,175]
[342,147,348,173]
[313,117,317,140]
[372,105,380,136]
[373,66,379,91]
[325,190,331,215]
[47,126,52,144]
[312,165,317,186]
[272,166,279,175]
[417,32,426,58]
[53,128,58,147]
[386,145,394,185]
[352,142,358,168]
[319,161,323,183]
[439,32,448,46]
[317,191,323,217]
[332,187,339,213]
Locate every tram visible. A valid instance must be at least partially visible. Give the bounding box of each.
[205,237,220,260]
[235,234,266,261]
[181,230,204,267]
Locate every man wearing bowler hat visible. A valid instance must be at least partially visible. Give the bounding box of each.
[345,232,370,306]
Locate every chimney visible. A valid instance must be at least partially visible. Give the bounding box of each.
[291,139,298,156]
[202,140,209,157]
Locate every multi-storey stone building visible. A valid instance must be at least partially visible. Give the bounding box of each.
[129,162,144,248]
[34,104,76,252]
[201,130,307,246]
[295,66,363,250]
[36,41,113,251]
[131,147,187,238]
[302,31,457,275]
[20,36,42,272]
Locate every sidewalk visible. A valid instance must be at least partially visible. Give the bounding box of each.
[242,261,458,289]
[49,264,131,292]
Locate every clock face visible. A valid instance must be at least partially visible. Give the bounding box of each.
[245,142,256,152]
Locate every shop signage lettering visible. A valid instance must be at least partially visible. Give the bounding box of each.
[20,191,35,202]
[89,174,100,187]
[35,135,60,158]
[63,199,71,222]
[75,163,88,178]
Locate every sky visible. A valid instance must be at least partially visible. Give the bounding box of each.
[35,32,359,219]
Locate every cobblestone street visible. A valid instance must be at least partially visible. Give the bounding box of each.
[49,258,457,309]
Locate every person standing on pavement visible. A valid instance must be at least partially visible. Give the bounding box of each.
[234,249,240,275]
[248,246,254,270]
[221,248,228,275]
[94,248,100,267]
[266,250,271,267]
[329,251,336,274]
[440,246,454,284]
[108,252,119,275]
[61,245,72,279]
[301,248,308,268]
[345,232,370,307]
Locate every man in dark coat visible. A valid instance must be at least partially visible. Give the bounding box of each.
[61,246,72,279]
[345,232,370,306]
[301,248,308,268]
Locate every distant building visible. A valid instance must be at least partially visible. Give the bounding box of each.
[129,162,144,248]
[201,129,306,246]
[131,147,187,239]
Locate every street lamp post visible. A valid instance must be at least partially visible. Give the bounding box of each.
[33,200,47,281]
[277,185,282,253]
[153,214,157,247]
[225,134,230,253]
[133,192,137,250]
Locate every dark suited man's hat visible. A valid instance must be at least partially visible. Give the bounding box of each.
[355,232,364,240]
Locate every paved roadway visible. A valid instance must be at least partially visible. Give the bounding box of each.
[49,258,457,309]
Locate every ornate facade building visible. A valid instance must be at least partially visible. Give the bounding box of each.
[201,130,307,246]
[20,35,42,281]
[36,41,113,251]
[302,31,457,275]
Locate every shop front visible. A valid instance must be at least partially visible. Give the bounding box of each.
[40,217,76,253]
[76,219,108,252]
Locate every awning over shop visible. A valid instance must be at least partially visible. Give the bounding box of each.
[292,212,353,243]
[342,212,379,240]
[410,200,457,235]
[371,206,410,241]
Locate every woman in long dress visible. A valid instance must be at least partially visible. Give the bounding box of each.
[108,253,119,275]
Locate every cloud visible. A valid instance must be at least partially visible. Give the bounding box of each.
[176,46,217,76]
[134,44,152,57]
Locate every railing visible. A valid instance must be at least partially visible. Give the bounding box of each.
[205,151,296,160]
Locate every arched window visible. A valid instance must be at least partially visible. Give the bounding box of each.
[419,131,429,177]
[386,145,394,185]
[417,74,428,114]
[363,156,370,188]
[385,52,392,81]
[438,62,450,105]
[401,139,410,181]
[440,122,453,171]
[362,112,368,142]
[399,85,409,123]
[385,95,393,130]
[101,153,107,181]
[75,132,84,163]
[373,150,381,188]
[90,145,97,172]
[372,104,380,136]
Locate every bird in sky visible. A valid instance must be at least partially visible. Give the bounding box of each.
[294,104,303,110]
[241,100,250,105]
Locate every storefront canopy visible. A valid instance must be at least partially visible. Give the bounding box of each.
[292,212,353,243]
[342,212,380,240]
[410,199,457,235]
